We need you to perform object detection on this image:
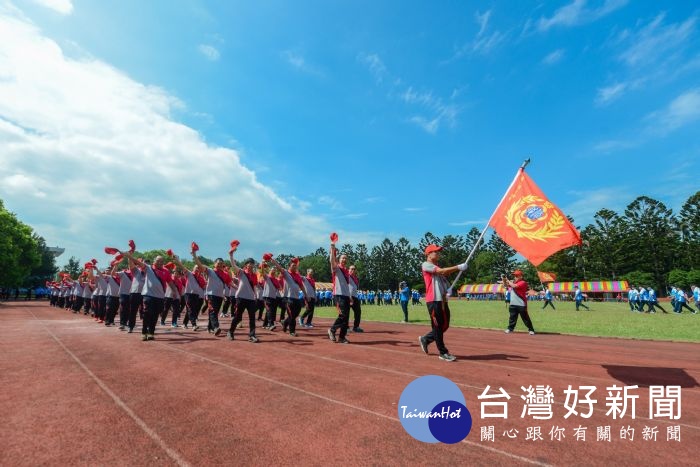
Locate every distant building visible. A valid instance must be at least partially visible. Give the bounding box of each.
[47,247,65,258]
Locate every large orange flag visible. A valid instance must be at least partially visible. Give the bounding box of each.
[489,169,581,266]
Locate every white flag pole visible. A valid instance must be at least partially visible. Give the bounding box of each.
[447,158,531,295]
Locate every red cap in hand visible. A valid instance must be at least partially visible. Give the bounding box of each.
[104,247,119,255]
[330,232,338,244]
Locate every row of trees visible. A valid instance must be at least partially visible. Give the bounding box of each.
[59,192,699,295]
[0,200,57,289]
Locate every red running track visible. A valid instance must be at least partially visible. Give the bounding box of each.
[0,302,698,466]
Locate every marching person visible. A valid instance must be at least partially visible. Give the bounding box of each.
[260,259,282,331]
[399,281,410,323]
[299,268,317,328]
[503,269,536,335]
[192,248,230,336]
[574,285,590,311]
[417,244,465,361]
[172,255,205,330]
[328,236,352,344]
[675,287,695,314]
[127,256,146,333]
[647,286,668,314]
[542,286,555,310]
[348,265,364,333]
[122,251,176,341]
[116,262,133,330]
[270,257,305,337]
[227,247,260,342]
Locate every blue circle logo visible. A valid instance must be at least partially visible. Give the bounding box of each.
[398,375,472,443]
[525,205,545,220]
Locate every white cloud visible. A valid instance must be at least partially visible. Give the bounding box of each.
[282,50,323,76]
[592,14,699,106]
[448,219,487,226]
[359,53,459,135]
[537,0,628,32]
[198,44,220,61]
[318,195,343,211]
[542,48,565,65]
[450,9,506,60]
[30,0,72,15]
[595,82,627,105]
[357,52,387,84]
[618,13,696,67]
[646,88,700,135]
[402,86,459,134]
[403,207,426,212]
[338,213,367,220]
[0,7,350,262]
[363,196,383,204]
[565,187,632,225]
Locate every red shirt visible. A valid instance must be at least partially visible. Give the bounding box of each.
[306,276,316,288]
[152,266,173,290]
[214,268,232,286]
[193,271,207,289]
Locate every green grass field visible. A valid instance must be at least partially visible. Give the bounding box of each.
[313,300,700,342]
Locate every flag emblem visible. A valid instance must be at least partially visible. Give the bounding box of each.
[505,195,567,242]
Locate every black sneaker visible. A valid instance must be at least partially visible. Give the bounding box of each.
[327,328,336,342]
[268,324,277,331]
[439,353,456,362]
[147,334,155,341]
[418,336,429,355]
[141,334,148,341]
[339,338,350,344]
[128,328,133,333]
[249,336,259,343]
[214,328,222,336]
[227,331,234,341]
[353,327,364,333]
[289,332,297,337]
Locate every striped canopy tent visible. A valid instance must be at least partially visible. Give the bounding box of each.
[457,284,506,294]
[549,281,629,293]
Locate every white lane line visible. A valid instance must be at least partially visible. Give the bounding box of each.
[158,341,551,467]
[26,308,191,467]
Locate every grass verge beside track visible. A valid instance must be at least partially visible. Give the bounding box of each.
[313,300,700,342]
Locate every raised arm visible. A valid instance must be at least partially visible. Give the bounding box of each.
[329,243,338,270]
[172,254,188,272]
[228,251,240,275]
[191,249,204,270]
[123,250,146,269]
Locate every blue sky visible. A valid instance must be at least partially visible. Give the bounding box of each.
[0,0,698,265]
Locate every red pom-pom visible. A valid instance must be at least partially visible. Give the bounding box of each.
[191,241,199,252]
[104,247,119,255]
[128,239,136,252]
[91,258,98,265]
[262,252,273,262]
[166,249,173,257]
[330,232,338,244]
